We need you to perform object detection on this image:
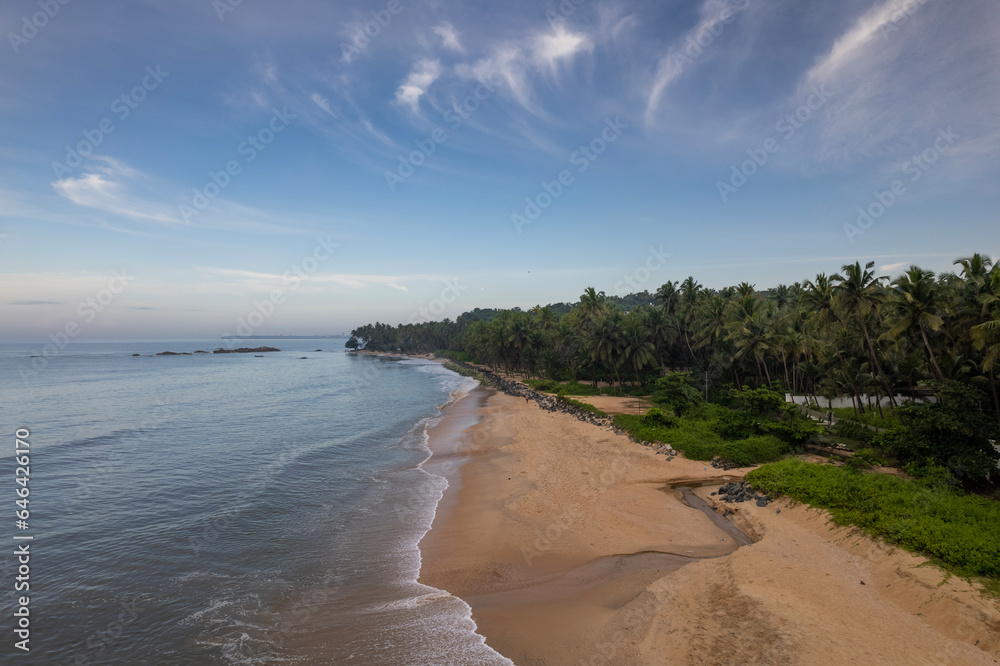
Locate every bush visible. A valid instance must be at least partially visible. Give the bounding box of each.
[643,407,674,428]
[613,414,790,466]
[747,459,1000,593]
[832,419,876,445]
[651,373,703,416]
[876,382,1000,483]
[730,387,784,416]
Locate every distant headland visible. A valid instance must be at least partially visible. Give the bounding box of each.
[220,335,347,339]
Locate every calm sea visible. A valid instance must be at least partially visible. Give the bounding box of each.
[0,339,511,665]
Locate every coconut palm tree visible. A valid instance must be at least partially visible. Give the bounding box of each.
[622,313,657,385]
[882,266,947,382]
[832,261,896,406]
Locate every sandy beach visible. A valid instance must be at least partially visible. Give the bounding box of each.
[419,386,1000,665]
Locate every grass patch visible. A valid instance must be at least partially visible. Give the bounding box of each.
[747,458,1000,595]
[828,406,898,428]
[614,412,790,467]
[558,396,608,418]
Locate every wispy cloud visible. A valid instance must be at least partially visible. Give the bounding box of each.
[395,59,442,113]
[199,267,452,292]
[51,157,295,234]
[433,22,464,53]
[533,25,592,71]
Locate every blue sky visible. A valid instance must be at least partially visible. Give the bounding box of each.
[1,0,998,339]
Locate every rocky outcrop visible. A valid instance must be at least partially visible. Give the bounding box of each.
[211,347,280,354]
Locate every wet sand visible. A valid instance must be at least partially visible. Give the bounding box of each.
[419,388,1000,665]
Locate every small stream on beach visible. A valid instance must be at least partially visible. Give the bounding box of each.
[672,482,755,547]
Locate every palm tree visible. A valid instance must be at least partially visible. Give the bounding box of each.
[802,273,837,334]
[832,261,896,406]
[972,267,1000,423]
[677,276,703,364]
[622,313,656,385]
[655,281,680,316]
[644,306,676,368]
[882,266,947,382]
[585,312,625,389]
[578,287,608,328]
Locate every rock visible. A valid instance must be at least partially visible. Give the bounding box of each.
[315,349,323,352]
[194,350,209,354]
[132,353,140,357]
[212,346,280,354]
[156,351,192,355]
[300,357,308,359]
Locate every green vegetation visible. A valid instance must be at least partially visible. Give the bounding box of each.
[435,349,479,364]
[441,362,485,383]
[830,419,877,446]
[747,459,1000,594]
[523,379,602,396]
[352,253,1000,490]
[611,385,818,466]
[558,396,608,418]
[875,381,1000,483]
[825,406,898,427]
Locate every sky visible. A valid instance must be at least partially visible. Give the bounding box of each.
[1,0,998,339]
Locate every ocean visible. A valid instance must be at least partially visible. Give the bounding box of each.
[0,340,512,665]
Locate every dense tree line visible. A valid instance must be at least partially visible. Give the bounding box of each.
[349,255,1000,425]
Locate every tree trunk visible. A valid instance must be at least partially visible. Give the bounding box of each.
[861,316,898,407]
[919,322,946,382]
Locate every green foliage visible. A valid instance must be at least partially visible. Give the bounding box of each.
[831,419,876,445]
[730,387,784,415]
[853,448,886,467]
[747,459,1000,592]
[643,407,675,428]
[558,396,608,418]
[614,413,790,466]
[435,349,479,363]
[876,382,1000,482]
[442,362,485,383]
[829,406,898,428]
[651,372,703,416]
[712,389,822,445]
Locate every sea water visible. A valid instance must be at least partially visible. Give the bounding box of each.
[0,340,510,665]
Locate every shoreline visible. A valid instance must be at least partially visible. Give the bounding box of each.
[418,382,1000,664]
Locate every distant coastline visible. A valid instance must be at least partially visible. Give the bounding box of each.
[220,335,347,339]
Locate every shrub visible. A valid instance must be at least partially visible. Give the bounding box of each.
[643,407,674,428]
[832,419,876,445]
[730,387,784,416]
[651,373,703,416]
[876,382,1000,483]
[747,459,1000,592]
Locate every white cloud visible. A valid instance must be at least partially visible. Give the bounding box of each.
[805,1,899,87]
[395,59,442,113]
[53,160,179,226]
[51,157,293,233]
[199,267,452,292]
[311,93,336,117]
[533,25,592,70]
[644,0,747,126]
[433,22,464,53]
